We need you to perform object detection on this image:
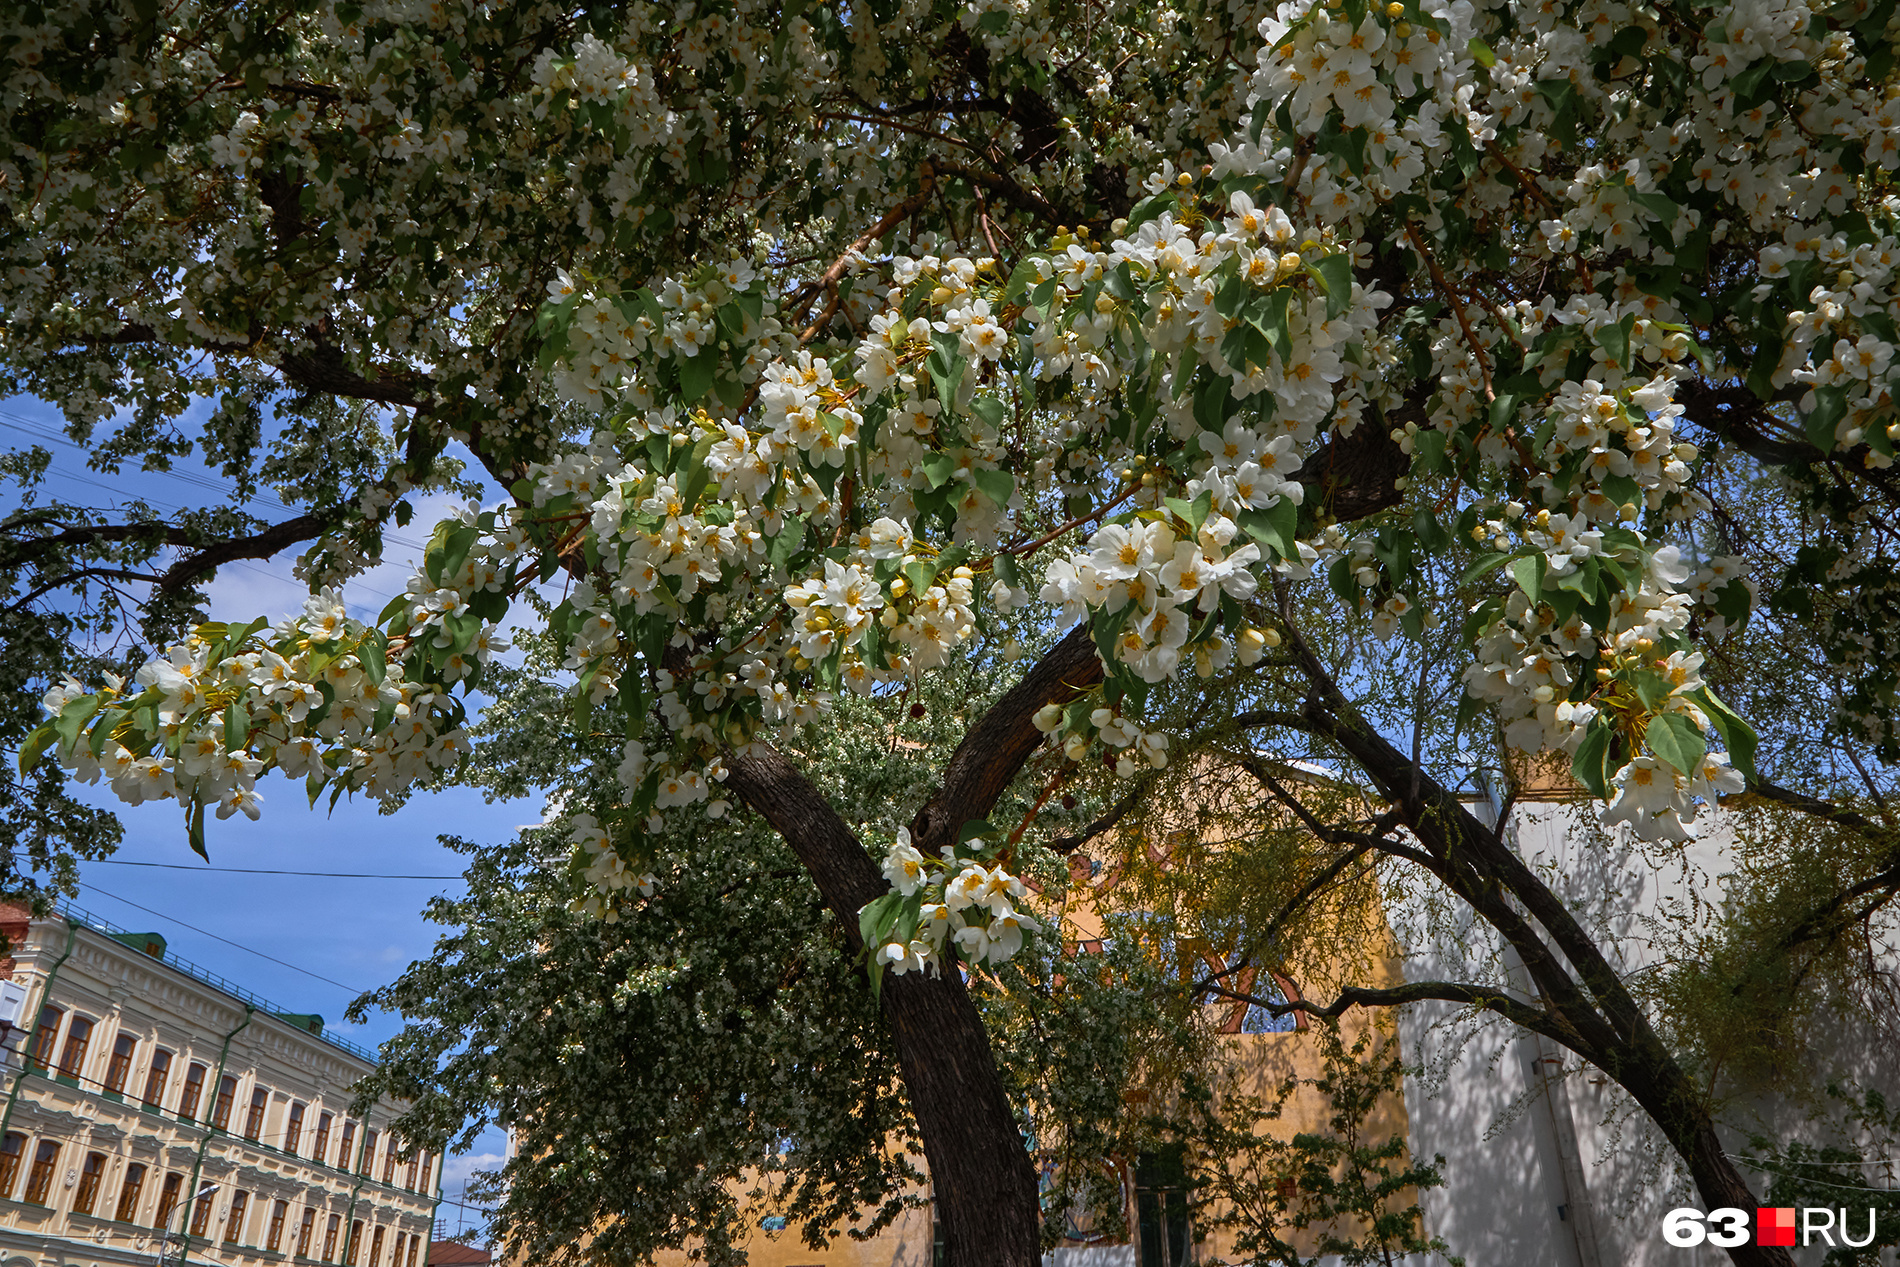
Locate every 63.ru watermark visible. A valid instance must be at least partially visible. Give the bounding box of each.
[1663,1207,1880,1249]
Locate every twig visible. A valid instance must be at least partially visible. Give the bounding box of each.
[1405,222,1495,403]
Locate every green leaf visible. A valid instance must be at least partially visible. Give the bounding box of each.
[53,695,101,756]
[678,350,715,403]
[1126,192,1177,232]
[769,517,808,570]
[1306,254,1354,321]
[1645,710,1707,776]
[971,467,1014,507]
[957,818,996,845]
[1237,497,1299,561]
[1804,386,1848,452]
[1571,719,1614,798]
[187,800,208,862]
[1511,553,1547,598]
[224,702,250,750]
[1688,688,1758,779]
[18,722,58,773]
[1462,551,1515,585]
[969,395,1009,431]
[1004,257,1043,304]
[1411,508,1451,552]
[359,629,389,686]
[1468,35,1497,65]
[921,451,959,490]
[1593,313,1638,371]
[680,431,718,510]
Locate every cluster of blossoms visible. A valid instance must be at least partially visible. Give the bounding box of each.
[30,0,1898,913]
[33,592,474,838]
[566,813,658,922]
[870,828,1041,976]
[1032,700,1175,779]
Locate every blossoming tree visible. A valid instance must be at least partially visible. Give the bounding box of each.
[5,0,1898,1259]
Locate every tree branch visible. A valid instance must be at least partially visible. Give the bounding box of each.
[1202,979,1572,1046]
[908,621,1105,854]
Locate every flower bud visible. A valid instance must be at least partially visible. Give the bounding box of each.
[1034,704,1065,732]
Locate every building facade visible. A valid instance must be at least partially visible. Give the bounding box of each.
[0,903,442,1267]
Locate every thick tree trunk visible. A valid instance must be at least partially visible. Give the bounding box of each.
[722,622,1109,1263]
[724,742,1043,1266]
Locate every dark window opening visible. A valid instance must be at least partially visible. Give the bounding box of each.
[1135,1148,1192,1267]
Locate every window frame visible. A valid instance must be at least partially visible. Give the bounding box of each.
[27,1006,62,1069]
[322,1212,342,1262]
[115,1162,147,1223]
[211,1074,238,1130]
[104,1033,136,1093]
[189,1185,214,1236]
[179,1062,207,1120]
[55,1013,95,1080]
[154,1172,183,1231]
[225,1189,251,1245]
[141,1048,173,1107]
[244,1086,269,1141]
[297,1207,318,1257]
[73,1150,107,1215]
[0,1132,23,1200]
[24,1140,59,1205]
[313,1112,333,1166]
[284,1101,306,1155]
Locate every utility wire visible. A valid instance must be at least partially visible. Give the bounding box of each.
[0,412,431,550]
[76,879,369,996]
[0,410,430,552]
[84,858,465,880]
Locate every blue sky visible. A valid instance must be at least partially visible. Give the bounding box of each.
[3,392,522,1234]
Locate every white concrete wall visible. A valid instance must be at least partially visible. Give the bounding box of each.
[1391,797,1900,1267]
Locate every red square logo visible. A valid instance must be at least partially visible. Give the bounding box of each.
[1757,1207,1797,1247]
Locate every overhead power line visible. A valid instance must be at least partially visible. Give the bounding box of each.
[85,857,465,880]
[77,879,369,996]
[0,410,430,552]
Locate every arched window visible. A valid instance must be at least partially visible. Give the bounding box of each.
[25,1140,59,1205]
[141,1049,172,1107]
[313,1112,333,1165]
[322,1213,341,1262]
[296,1207,317,1257]
[27,1006,62,1068]
[104,1034,136,1093]
[0,1133,23,1198]
[211,1074,238,1129]
[115,1163,146,1222]
[179,1063,207,1120]
[225,1189,250,1244]
[267,1199,289,1251]
[56,1014,93,1078]
[1206,951,1302,1034]
[189,1184,214,1235]
[73,1151,106,1214]
[154,1173,184,1230]
[285,1102,306,1155]
[244,1086,268,1140]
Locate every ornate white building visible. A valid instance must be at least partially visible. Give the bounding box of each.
[0,902,441,1267]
